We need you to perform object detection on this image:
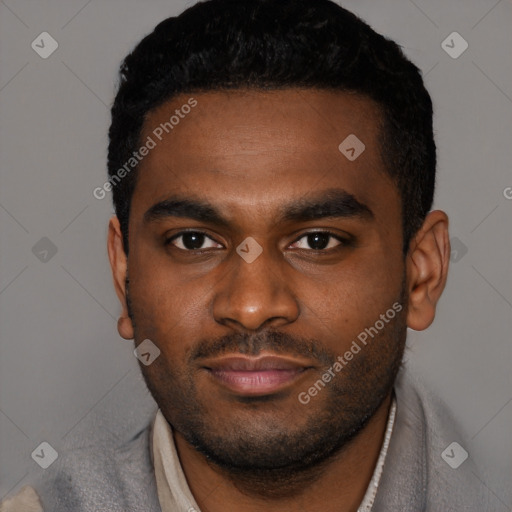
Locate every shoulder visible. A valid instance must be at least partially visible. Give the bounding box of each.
[373,362,507,511]
[2,419,161,512]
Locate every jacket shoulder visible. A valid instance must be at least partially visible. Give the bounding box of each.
[373,363,507,511]
[31,423,161,512]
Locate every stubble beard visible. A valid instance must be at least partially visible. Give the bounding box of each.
[129,276,408,498]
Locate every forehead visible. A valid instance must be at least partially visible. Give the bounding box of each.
[132,88,399,227]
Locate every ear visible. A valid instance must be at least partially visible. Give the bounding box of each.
[405,210,450,331]
[107,216,134,340]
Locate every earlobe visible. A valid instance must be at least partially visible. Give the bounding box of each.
[107,216,134,340]
[117,315,134,340]
[405,210,450,331]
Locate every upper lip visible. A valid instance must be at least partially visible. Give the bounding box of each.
[202,354,313,372]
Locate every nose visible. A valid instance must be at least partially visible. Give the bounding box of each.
[212,244,300,331]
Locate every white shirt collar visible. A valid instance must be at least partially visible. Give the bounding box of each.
[151,396,397,512]
[357,396,397,511]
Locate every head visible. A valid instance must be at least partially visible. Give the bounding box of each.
[107,0,449,485]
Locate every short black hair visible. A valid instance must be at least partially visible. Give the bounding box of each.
[108,0,436,255]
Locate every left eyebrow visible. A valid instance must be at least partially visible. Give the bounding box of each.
[142,187,374,227]
[277,188,374,223]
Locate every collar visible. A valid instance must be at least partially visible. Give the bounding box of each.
[357,396,397,511]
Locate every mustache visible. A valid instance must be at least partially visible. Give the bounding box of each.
[190,330,333,366]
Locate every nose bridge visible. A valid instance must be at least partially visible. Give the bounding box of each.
[212,244,299,331]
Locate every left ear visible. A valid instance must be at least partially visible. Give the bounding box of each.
[405,210,450,331]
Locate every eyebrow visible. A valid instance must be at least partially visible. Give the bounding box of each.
[143,188,374,227]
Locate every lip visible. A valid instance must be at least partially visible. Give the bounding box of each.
[202,354,313,396]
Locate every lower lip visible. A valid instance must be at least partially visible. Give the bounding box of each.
[208,369,306,395]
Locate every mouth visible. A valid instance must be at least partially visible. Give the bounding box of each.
[201,354,314,396]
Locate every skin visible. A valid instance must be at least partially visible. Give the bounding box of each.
[107,89,450,512]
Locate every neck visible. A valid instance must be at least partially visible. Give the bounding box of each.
[173,393,393,512]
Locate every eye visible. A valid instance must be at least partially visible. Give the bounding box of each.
[165,231,223,251]
[289,231,349,251]
[165,230,351,253]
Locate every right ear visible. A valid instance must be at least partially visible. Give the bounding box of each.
[107,216,134,340]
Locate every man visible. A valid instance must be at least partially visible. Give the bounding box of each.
[1,0,504,510]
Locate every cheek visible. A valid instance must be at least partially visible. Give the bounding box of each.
[299,252,403,340]
[128,262,209,358]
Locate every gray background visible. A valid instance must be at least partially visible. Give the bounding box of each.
[1,0,511,506]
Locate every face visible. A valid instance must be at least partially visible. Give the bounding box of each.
[119,89,409,473]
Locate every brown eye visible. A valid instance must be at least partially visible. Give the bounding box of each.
[289,231,348,251]
[166,231,222,251]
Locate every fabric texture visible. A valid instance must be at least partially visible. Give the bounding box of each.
[1,362,507,511]
[151,409,201,512]
[0,485,43,512]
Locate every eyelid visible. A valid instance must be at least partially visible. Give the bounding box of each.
[288,230,352,251]
[165,230,223,250]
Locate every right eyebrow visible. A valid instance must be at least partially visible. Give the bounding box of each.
[143,196,231,229]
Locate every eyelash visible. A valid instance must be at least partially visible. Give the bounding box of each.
[164,230,351,253]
